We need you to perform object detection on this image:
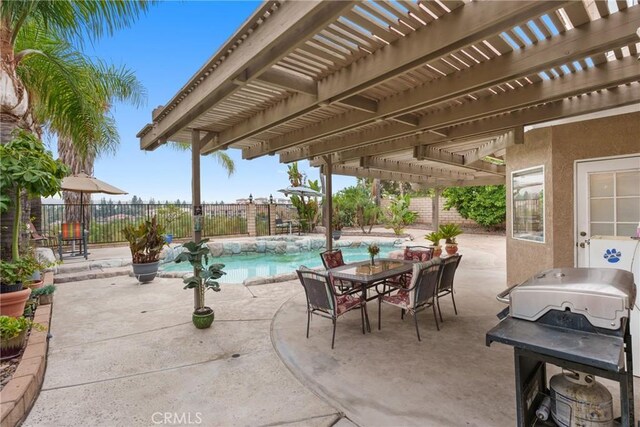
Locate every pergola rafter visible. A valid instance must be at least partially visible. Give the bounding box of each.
[138,0,640,197]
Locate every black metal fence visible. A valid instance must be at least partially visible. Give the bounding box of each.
[41,203,295,244]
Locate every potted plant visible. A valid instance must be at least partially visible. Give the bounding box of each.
[0,316,44,360]
[175,239,226,329]
[367,244,380,266]
[425,231,443,257]
[439,223,463,255]
[31,284,56,305]
[0,258,37,317]
[0,131,67,316]
[331,207,343,240]
[123,216,166,283]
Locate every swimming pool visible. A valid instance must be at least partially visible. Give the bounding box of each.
[161,246,397,283]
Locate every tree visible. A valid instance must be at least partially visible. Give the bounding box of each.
[1,1,151,143]
[442,185,506,229]
[1,1,151,247]
[384,194,418,235]
[333,184,380,234]
[0,131,68,259]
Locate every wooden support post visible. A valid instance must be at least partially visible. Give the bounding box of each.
[192,129,202,244]
[432,188,440,232]
[324,156,333,252]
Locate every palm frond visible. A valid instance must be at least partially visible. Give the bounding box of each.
[2,0,154,47]
[164,143,235,177]
[16,22,145,161]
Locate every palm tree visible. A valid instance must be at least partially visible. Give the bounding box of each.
[0,1,151,254]
[0,1,151,143]
[167,142,236,177]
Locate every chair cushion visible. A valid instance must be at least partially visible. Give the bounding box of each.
[336,294,363,315]
[382,290,410,309]
[322,251,345,269]
[404,247,432,262]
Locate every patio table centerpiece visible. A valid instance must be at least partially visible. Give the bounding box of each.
[368,244,380,266]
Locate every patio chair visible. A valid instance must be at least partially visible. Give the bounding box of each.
[296,267,370,349]
[320,249,361,294]
[58,222,88,260]
[435,254,462,322]
[378,258,442,341]
[27,221,56,248]
[387,246,434,288]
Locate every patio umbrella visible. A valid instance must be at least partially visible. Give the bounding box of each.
[278,186,324,233]
[60,171,128,230]
[278,185,324,198]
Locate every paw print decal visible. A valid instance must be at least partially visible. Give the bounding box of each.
[603,248,621,264]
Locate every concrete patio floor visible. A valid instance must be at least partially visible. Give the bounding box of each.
[24,231,640,426]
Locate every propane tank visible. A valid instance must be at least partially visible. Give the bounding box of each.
[550,371,614,427]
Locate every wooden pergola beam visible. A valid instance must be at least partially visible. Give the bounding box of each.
[242,5,639,159]
[361,156,476,180]
[140,1,354,151]
[215,1,568,154]
[413,146,506,176]
[333,165,505,187]
[279,57,640,162]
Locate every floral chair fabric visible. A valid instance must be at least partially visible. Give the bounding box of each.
[296,266,370,348]
[321,250,345,269]
[320,250,361,294]
[403,247,433,262]
[378,258,443,341]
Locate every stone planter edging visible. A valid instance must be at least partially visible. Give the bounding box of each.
[0,272,53,427]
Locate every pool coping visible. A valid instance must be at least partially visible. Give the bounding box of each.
[158,236,407,286]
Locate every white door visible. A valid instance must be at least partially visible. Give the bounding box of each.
[576,155,640,375]
[575,155,640,267]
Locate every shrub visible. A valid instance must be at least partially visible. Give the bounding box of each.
[442,185,506,229]
[384,194,418,235]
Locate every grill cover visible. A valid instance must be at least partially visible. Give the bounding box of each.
[510,268,636,330]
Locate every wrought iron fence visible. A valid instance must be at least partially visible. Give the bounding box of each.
[255,204,270,237]
[40,203,287,244]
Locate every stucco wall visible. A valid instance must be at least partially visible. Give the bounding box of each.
[506,111,640,286]
[550,112,640,269]
[506,127,554,286]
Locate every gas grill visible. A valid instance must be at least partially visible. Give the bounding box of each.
[486,267,636,426]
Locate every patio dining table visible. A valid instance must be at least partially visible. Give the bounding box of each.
[329,259,414,303]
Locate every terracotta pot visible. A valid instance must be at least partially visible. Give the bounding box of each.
[445,244,458,255]
[0,288,32,317]
[432,246,442,257]
[25,279,44,290]
[0,331,27,360]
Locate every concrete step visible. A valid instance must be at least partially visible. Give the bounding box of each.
[57,259,131,274]
[54,266,132,284]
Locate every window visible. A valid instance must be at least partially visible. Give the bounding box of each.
[512,166,545,242]
[589,170,640,236]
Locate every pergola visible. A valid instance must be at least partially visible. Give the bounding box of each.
[137,0,640,248]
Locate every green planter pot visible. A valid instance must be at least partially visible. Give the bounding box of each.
[192,307,214,329]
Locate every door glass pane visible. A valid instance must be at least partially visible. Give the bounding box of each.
[617,224,637,237]
[591,223,614,235]
[590,173,614,197]
[617,197,640,222]
[590,199,614,221]
[617,172,640,196]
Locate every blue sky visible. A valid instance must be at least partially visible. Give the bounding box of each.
[69,1,356,203]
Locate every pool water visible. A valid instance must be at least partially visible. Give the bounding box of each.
[162,246,397,283]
